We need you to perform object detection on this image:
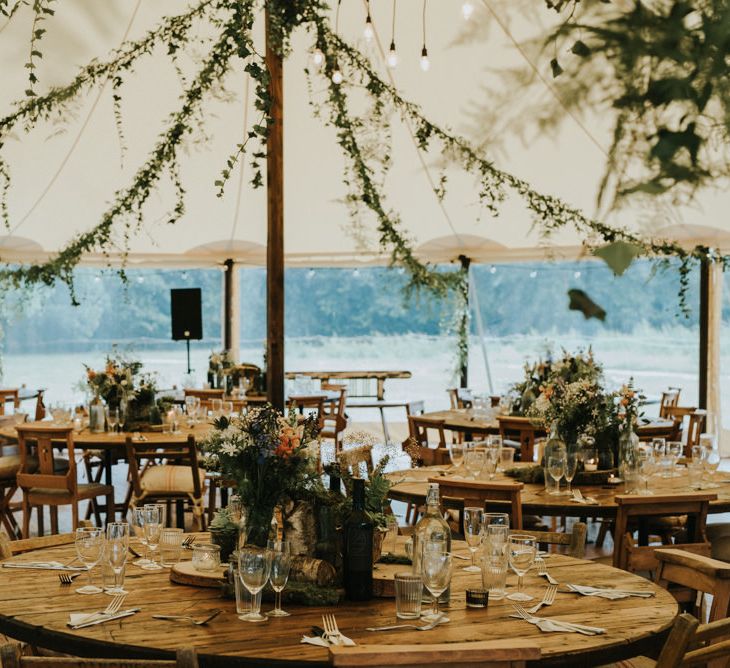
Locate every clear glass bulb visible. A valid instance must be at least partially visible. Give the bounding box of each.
[312,49,324,67]
[462,2,475,20]
[331,69,343,85]
[420,54,430,72]
[387,42,398,68]
[363,18,374,42]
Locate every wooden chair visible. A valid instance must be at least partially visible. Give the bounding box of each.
[655,548,730,623]
[0,522,94,560]
[447,388,473,409]
[659,388,681,419]
[613,492,716,574]
[496,415,542,462]
[329,640,540,667]
[513,522,587,559]
[126,435,206,531]
[16,424,114,538]
[0,388,20,416]
[0,644,199,668]
[319,384,348,452]
[337,445,373,478]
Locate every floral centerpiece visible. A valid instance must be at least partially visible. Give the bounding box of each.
[201,405,322,546]
[509,348,602,416]
[208,350,233,389]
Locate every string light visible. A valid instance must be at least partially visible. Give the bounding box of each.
[462,1,474,20]
[331,0,343,84]
[331,68,343,85]
[387,0,398,68]
[420,0,430,72]
[363,1,374,42]
[312,49,324,67]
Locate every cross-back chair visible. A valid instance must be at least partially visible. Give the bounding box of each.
[659,388,682,419]
[16,423,114,538]
[319,384,348,452]
[126,435,206,530]
[511,522,587,559]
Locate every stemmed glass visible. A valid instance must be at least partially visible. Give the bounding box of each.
[703,448,721,486]
[667,442,683,476]
[464,448,485,479]
[637,451,656,495]
[420,541,453,622]
[105,522,130,594]
[547,456,565,495]
[185,396,199,424]
[267,540,292,617]
[448,443,465,474]
[130,507,151,566]
[238,547,273,623]
[506,534,536,602]
[484,444,500,479]
[462,507,483,572]
[75,527,104,595]
[141,506,163,571]
[564,451,578,496]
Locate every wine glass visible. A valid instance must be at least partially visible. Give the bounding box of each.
[484,444,500,479]
[464,448,485,479]
[105,522,130,594]
[106,406,119,433]
[564,451,579,496]
[238,547,272,622]
[547,456,565,495]
[651,438,666,459]
[448,442,465,473]
[75,527,104,595]
[211,398,223,418]
[267,540,292,617]
[130,507,151,566]
[637,451,656,495]
[704,448,721,484]
[462,507,483,572]
[185,396,198,424]
[667,441,683,476]
[420,541,453,622]
[222,400,234,418]
[141,506,163,570]
[506,534,536,601]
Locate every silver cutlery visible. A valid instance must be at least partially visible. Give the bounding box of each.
[69,609,140,630]
[322,613,343,645]
[526,584,557,614]
[572,489,599,505]
[367,618,447,632]
[152,609,222,626]
[182,535,196,550]
[511,603,605,636]
[74,594,127,626]
[58,572,82,585]
[451,554,471,561]
[536,557,559,585]
[566,583,654,598]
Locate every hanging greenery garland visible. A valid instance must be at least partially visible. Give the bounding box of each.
[0,0,726,365]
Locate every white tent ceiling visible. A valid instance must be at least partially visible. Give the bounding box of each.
[0,0,728,270]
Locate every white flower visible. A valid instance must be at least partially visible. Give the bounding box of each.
[220,441,239,456]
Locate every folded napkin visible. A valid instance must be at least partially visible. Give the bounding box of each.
[301,632,356,647]
[510,614,605,635]
[68,609,140,629]
[567,584,655,599]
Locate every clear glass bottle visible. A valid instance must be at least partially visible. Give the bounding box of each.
[412,483,451,604]
[543,421,566,494]
[618,420,640,492]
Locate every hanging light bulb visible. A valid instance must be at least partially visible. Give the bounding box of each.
[462,1,474,20]
[331,68,343,85]
[312,48,324,68]
[420,45,430,72]
[363,14,374,42]
[387,40,398,68]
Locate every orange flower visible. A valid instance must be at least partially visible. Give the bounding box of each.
[87,369,96,380]
[275,426,301,458]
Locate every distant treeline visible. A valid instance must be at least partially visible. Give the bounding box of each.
[0,259,703,353]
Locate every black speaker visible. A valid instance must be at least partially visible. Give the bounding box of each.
[171,288,203,341]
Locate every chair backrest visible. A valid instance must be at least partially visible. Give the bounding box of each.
[405,416,449,466]
[496,416,542,462]
[656,548,730,622]
[328,640,540,667]
[321,384,348,424]
[0,523,94,560]
[184,388,224,400]
[447,388,473,410]
[0,644,199,668]
[660,388,682,419]
[0,389,20,416]
[337,445,373,478]
[613,492,716,572]
[653,611,730,668]
[512,522,587,559]
[15,423,76,495]
[685,410,707,450]
[125,435,202,500]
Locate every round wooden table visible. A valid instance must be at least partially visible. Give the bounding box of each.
[387,465,730,519]
[0,537,677,667]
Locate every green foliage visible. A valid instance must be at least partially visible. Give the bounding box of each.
[209,507,239,533]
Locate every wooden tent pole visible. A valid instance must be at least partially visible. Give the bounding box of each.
[699,257,710,410]
[265,8,285,411]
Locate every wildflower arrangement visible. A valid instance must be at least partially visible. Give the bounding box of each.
[201,404,321,546]
[84,354,144,408]
[208,350,233,374]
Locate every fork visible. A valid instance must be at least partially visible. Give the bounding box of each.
[512,603,604,635]
[152,609,222,626]
[58,572,82,585]
[76,594,127,625]
[526,584,557,614]
[536,557,559,585]
[182,535,196,550]
[322,613,343,644]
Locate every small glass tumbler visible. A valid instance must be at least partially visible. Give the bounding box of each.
[481,553,508,600]
[394,572,423,619]
[159,528,184,566]
[192,543,221,572]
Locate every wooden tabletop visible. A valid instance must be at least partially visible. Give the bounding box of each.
[388,465,730,518]
[0,536,677,667]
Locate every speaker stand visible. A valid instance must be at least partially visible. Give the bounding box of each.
[185,338,192,375]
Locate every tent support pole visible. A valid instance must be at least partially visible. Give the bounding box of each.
[458,255,471,388]
[699,257,709,410]
[265,10,285,412]
[223,258,239,361]
[469,266,494,396]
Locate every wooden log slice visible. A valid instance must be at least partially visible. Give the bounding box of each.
[170,560,227,588]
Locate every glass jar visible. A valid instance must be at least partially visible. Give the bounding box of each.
[191,543,221,572]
